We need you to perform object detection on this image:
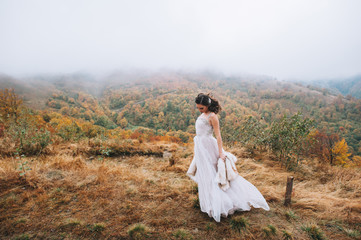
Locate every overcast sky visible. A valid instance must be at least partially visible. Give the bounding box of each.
[1,0,361,80]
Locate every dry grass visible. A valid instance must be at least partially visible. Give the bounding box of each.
[0,143,360,239]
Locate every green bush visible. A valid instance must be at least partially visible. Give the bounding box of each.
[282,230,293,240]
[238,112,315,170]
[173,228,193,240]
[238,116,269,154]
[88,223,105,233]
[5,109,52,156]
[14,234,30,240]
[192,196,200,209]
[127,223,149,240]
[285,210,298,221]
[57,120,84,141]
[268,112,314,169]
[262,224,277,238]
[230,216,249,234]
[343,228,360,238]
[301,224,326,240]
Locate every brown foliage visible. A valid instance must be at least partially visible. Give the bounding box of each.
[0,88,23,122]
[307,129,341,165]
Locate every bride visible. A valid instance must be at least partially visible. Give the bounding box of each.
[187,93,270,222]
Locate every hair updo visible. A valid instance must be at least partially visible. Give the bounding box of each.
[195,92,222,114]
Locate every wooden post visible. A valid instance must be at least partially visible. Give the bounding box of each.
[284,176,294,206]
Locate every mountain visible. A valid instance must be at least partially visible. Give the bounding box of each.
[328,75,361,98]
[1,70,361,156]
[296,74,361,99]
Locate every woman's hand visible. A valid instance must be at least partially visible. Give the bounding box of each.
[220,152,226,162]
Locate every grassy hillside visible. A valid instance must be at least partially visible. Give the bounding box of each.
[0,142,360,239]
[1,71,361,239]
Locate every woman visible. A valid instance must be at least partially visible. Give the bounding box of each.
[187,93,270,222]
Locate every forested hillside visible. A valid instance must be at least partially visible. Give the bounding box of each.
[2,70,361,158]
[1,71,361,239]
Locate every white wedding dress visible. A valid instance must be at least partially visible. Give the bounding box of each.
[186,112,270,222]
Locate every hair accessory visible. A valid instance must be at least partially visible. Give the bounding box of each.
[208,97,211,105]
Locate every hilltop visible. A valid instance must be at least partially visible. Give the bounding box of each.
[0,140,360,239]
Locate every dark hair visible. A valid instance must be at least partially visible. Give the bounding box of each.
[195,92,222,114]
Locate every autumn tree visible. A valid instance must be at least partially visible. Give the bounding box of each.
[0,88,23,122]
[332,138,352,166]
[306,129,340,165]
[117,117,128,128]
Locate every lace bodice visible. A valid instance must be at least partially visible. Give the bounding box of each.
[196,113,214,137]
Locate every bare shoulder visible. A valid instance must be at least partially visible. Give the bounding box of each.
[209,112,219,124]
[210,112,218,119]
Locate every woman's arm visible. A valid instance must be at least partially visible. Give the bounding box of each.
[209,113,226,160]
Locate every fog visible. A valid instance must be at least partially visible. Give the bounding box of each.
[1,0,361,80]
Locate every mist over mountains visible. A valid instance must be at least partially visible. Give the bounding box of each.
[1,69,361,155]
[307,74,361,98]
[2,70,361,110]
